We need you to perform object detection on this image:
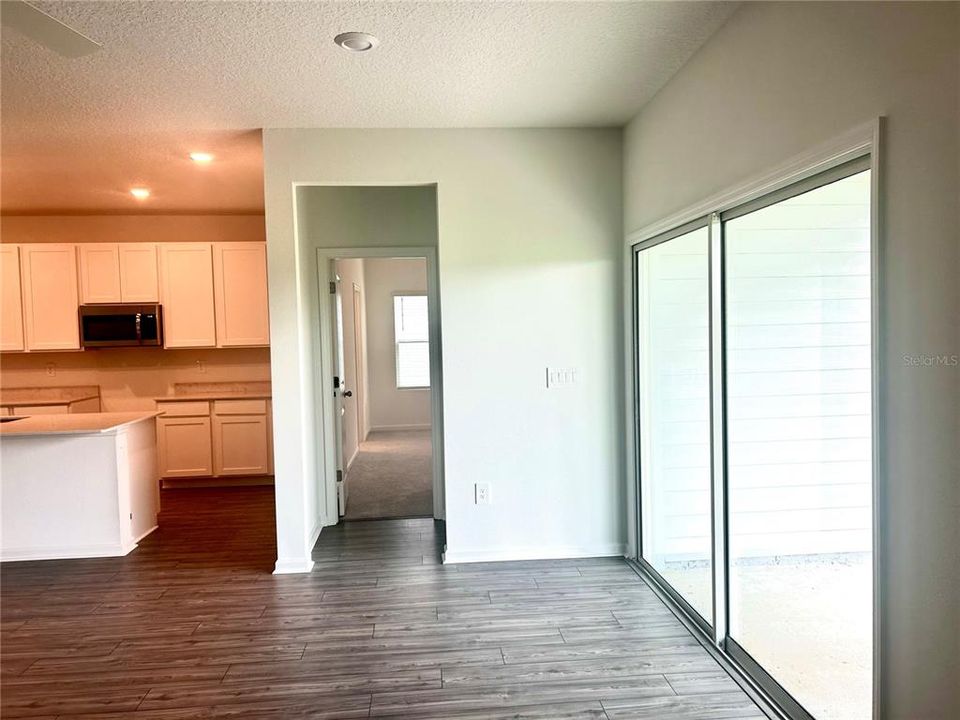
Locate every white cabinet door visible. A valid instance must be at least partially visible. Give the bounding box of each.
[119,243,159,302]
[78,244,122,303]
[20,244,80,351]
[213,243,270,347]
[0,245,25,352]
[159,243,216,348]
[158,416,213,478]
[212,414,270,476]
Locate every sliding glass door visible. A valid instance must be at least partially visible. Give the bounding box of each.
[636,225,713,625]
[633,158,874,720]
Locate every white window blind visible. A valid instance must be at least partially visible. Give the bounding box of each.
[393,295,430,388]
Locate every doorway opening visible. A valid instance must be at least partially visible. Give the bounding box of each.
[331,256,434,520]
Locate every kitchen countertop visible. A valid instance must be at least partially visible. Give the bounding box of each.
[0,386,100,406]
[154,381,271,402]
[0,412,161,437]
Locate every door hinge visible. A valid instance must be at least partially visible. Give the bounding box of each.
[329,281,337,294]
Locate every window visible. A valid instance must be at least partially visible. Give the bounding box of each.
[637,224,713,625]
[632,157,874,720]
[393,294,430,388]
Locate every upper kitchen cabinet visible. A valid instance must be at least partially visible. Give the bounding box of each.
[19,244,80,351]
[0,246,25,352]
[78,244,121,303]
[79,243,159,303]
[159,243,217,348]
[119,244,160,302]
[212,243,270,347]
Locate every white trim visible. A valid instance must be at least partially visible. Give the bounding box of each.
[316,245,446,523]
[443,544,625,565]
[368,423,431,433]
[273,557,315,574]
[626,119,879,246]
[1,542,131,562]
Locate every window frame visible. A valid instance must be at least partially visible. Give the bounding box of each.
[392,292,430,390]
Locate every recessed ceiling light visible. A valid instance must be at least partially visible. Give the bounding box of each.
[189,152,214,163]
[130,188,150,200]
[334,31,379,52]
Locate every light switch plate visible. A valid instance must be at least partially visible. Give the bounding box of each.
[475,483,491,505]
[546,367,579,388]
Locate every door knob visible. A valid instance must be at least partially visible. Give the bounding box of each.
[342,390,353,398]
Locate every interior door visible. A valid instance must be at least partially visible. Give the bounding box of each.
[330,262,347,517]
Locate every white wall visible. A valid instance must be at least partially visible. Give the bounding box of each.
[265,129,624,568]
[363,257,431,432]
[623,3,960,716]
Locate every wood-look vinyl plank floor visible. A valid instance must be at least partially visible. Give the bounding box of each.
[1,487,765,719]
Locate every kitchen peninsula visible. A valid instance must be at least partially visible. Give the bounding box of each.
[0,411,160,561]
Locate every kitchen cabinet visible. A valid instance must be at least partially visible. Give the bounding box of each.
[157,413,213,478]
[78,244,121,303]
[0,245,25,352]
[213,243,270,347]
[79,243,159,304]
[211,400,270,476]
[119,244,160,302]
[158,243,217,348]
[156,398,272,480]
[19,244,80,351]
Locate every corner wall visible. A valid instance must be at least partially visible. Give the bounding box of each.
[623,3,960,715]
[264,129,624,570]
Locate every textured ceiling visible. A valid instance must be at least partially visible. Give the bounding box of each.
[1,1,737,213]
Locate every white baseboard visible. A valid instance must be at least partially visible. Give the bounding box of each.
[1,542,131,562]
[442,543,626,565]
[273,557,315,574]
[369,423,431,432]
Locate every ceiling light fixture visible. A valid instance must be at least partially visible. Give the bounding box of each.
[130,187,150,200]
[334,31,379,52]
[189,152,214,163]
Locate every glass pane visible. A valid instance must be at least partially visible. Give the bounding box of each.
[725,169,872,719]
[397,340,430,388]
[394,295,429,342]
[637,226,713,623]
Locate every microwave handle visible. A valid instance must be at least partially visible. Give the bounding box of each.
[135,312,142,342]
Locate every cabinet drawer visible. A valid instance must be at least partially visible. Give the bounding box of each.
[213,399,267,416]
[157,400,210,417]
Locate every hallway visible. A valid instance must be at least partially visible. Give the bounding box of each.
[1,488,765,718]
[344,429,433,520]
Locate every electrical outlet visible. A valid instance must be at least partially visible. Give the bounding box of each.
[45,363,56,377]
[196,360,206,374]
[475,483,491,505]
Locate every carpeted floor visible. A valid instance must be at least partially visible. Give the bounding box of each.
[344,429,433,519]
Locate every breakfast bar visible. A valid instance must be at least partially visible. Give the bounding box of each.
[0,412,161,561]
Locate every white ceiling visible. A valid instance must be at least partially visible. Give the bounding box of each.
[1,1,737,213]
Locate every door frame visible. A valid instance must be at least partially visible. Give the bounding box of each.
[316,246,446,525]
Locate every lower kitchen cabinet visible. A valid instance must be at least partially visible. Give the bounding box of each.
[157,415,213,478]
[156,398,272,480]
[212,414,270,476]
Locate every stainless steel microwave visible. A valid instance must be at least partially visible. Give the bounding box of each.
[79,304,163,348]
